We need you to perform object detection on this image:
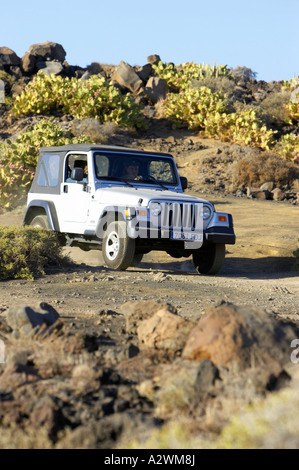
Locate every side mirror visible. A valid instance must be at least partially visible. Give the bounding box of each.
[180,176,188,191]
[71,167,84,182]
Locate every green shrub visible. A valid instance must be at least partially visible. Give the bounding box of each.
[0,119,91,210]
[162,86,227,130]
[155,61,276,150]
[162,87,276,149]
[0,225,67,280]
[285,99,299,123]
[12,72,145,128]
[282,77,299,124]
[275,133,299,160]
[153,61,231,92]
[204,109,276,149]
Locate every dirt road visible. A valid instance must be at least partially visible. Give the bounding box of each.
[0,194,298,327]
[0,192,299,449]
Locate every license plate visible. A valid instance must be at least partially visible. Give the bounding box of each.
[171,231,202,241]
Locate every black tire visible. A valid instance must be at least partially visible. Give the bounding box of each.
[30,215,50,229]
[192,243,225,275]
[102,221,135,270]
[166,250,184,259]
[131,252,144,267]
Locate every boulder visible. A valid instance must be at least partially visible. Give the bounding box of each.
[62,64,85,79]
[136,64,153,83]
[112,61,143,93]
[9,66,22,80]
[151,358,221,415]
[182,302,299,371]
[137,306,195,352]
[28,41,66,63]
[6,302,60,338]
[147,54,161,65]
[144,77,168,103]
[36,60,64,76]
[87,62,103,75]
[194,359,220,396]
[0,47,21,67]
[80,70,90,81]
[260,181,274,191]
[119,300,177,335]
[21,51,37,73]
[271,187,286,201]
[246,186,271,200]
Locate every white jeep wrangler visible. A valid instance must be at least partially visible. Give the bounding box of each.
[23,144,235,274]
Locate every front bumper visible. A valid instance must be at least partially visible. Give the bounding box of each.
[126,210,236,245]
[205,226,236,244]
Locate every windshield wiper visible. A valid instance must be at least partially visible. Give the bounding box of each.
[99,176,135,188]
[139,177,168,190]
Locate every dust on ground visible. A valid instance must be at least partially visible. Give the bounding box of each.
[0,191,298,328]
[0,132,299,449]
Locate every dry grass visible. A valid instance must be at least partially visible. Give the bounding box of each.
[5,326,90,376]
[230,152,299,187]
[70,118,119,144]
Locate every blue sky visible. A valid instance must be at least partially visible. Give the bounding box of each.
[1,0,298,82]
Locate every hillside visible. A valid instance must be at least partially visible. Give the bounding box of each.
[0,41,298,210]
[0,41,299,451]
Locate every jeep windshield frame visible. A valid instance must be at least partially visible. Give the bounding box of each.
[93,151,179,187]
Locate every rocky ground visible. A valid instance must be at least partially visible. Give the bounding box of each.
[1,41,299,450]
[0,133,299,449]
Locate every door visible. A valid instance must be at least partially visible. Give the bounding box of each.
[58,153,90,233]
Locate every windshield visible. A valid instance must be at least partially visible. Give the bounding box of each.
[93,152,179,186]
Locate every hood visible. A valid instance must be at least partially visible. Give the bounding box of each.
[96,186,210,207]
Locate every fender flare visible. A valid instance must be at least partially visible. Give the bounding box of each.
[23,200,60,232]
[95,206,127,240]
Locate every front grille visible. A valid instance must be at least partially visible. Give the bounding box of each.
[150,201,205,231]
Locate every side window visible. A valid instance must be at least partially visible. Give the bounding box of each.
[65,154,88,182]
[38,153,60,187]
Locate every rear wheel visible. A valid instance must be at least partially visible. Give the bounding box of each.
[102,221,135,270]
[30,215,50,229]
[192,243,225,275]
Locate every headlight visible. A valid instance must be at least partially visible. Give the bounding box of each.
[202,205,212,220]
[150,202,161,216]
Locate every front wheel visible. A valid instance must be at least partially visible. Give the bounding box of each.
[131,252,144,267]
[192,243,225,275]
[102,221,135,270]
